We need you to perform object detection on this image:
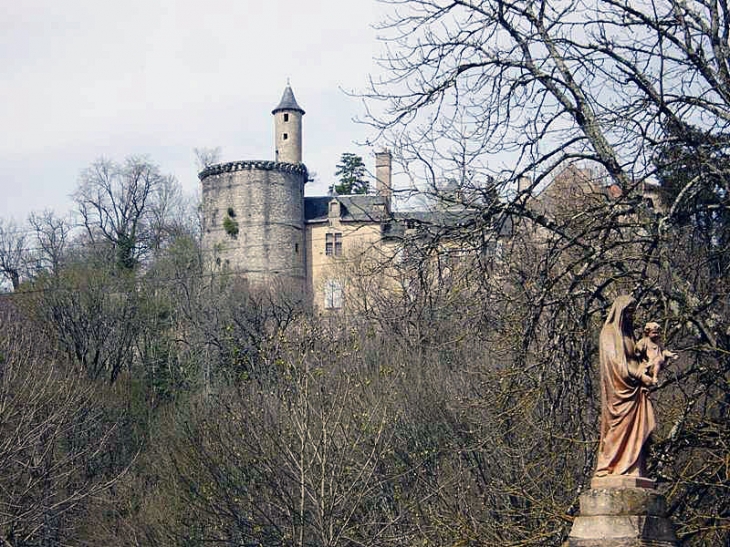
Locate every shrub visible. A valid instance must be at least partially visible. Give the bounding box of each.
[222,215,239,238]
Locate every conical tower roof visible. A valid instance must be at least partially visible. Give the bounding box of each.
[272,84,305,115]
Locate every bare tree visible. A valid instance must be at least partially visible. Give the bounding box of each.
[24,261,141,384]
[74,156,181,270]
[194,147,222,171]
[0,219,27,291]
[28,210,72,277]
[0,301,121,545]
[367,0,729,198]
[140,322,398,546]
[361,1,730,544]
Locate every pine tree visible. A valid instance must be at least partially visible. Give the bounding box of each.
[333,153,368,195]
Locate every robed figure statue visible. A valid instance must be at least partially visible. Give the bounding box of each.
[568,295,680,546]
[595,295,656,477]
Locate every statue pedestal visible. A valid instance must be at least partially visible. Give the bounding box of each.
[567,477,678,546]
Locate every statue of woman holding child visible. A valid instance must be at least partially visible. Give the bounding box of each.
[595,295,658,478]
[569,295,680,546]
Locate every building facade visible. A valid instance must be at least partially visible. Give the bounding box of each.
[199,85,394,309]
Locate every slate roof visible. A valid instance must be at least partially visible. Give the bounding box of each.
[393,209,473,228]
[392,207,513,238]
[304,194,512,238]
[272,85,305,115]
[303,197,330,221]
[304,195,388,223]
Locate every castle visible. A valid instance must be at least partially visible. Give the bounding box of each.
[199,85,394,310]
[199,85,635,311]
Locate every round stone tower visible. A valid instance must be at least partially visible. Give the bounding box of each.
[199,85,308,299]
[272,84,304,164]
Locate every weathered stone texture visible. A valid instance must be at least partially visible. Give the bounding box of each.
[274,110,303,164]
[591,476,657,490]
[200,161,307,294]
[567,487,678,547]
[579,487,666,516]
[375,149,392,208]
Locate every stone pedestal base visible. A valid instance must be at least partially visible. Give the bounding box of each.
[567,479,678,546]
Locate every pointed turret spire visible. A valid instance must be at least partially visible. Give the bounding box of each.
[272,84,305,115]
[272,83,305,163]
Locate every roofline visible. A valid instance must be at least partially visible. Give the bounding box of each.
[304,218,387,225]
[272,85,305,115]
[272,105,305,115]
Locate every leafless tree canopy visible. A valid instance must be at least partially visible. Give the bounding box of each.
[367,0,729,201]
[194,147,222,171]
[355,1,730,543]
[0,219,27,291]
[74,156,182,270]
[28,210,71,277]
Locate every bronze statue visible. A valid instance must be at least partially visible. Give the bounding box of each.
[595,295,656,478]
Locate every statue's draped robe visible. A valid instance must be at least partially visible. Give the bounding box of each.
[595,296,656,476]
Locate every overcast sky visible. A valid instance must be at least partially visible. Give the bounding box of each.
[0,0,387,222]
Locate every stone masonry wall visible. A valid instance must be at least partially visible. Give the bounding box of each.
[200,161,307,295]
[274,110,303,164]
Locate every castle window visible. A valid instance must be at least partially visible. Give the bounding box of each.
[324,279,343,309]
[283,113,289,122]
[325,232,342,256]
[295,242,299,254]
[283,133,288,140]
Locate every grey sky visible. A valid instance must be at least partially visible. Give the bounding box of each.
[0,0,384,222]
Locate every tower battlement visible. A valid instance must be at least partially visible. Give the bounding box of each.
[199,160,308,181]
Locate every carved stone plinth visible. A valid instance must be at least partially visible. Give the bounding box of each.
[591,476,656,490]
[568,479,678,546]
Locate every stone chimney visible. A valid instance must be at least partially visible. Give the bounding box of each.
[375,149,392,211]
[517,175,531,195]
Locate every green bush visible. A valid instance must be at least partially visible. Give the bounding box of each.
[222,215,239,238]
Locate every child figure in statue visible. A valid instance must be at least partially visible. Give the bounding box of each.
[636,322,678,385]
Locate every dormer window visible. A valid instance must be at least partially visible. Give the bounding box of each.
[283,113,289,122]
[328,200,340,218]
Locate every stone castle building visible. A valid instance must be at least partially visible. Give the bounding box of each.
[199,85,393,309]
[199,85,637,311]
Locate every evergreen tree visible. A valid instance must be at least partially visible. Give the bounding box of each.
[654,127,730,276]
[333,153,369,195]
